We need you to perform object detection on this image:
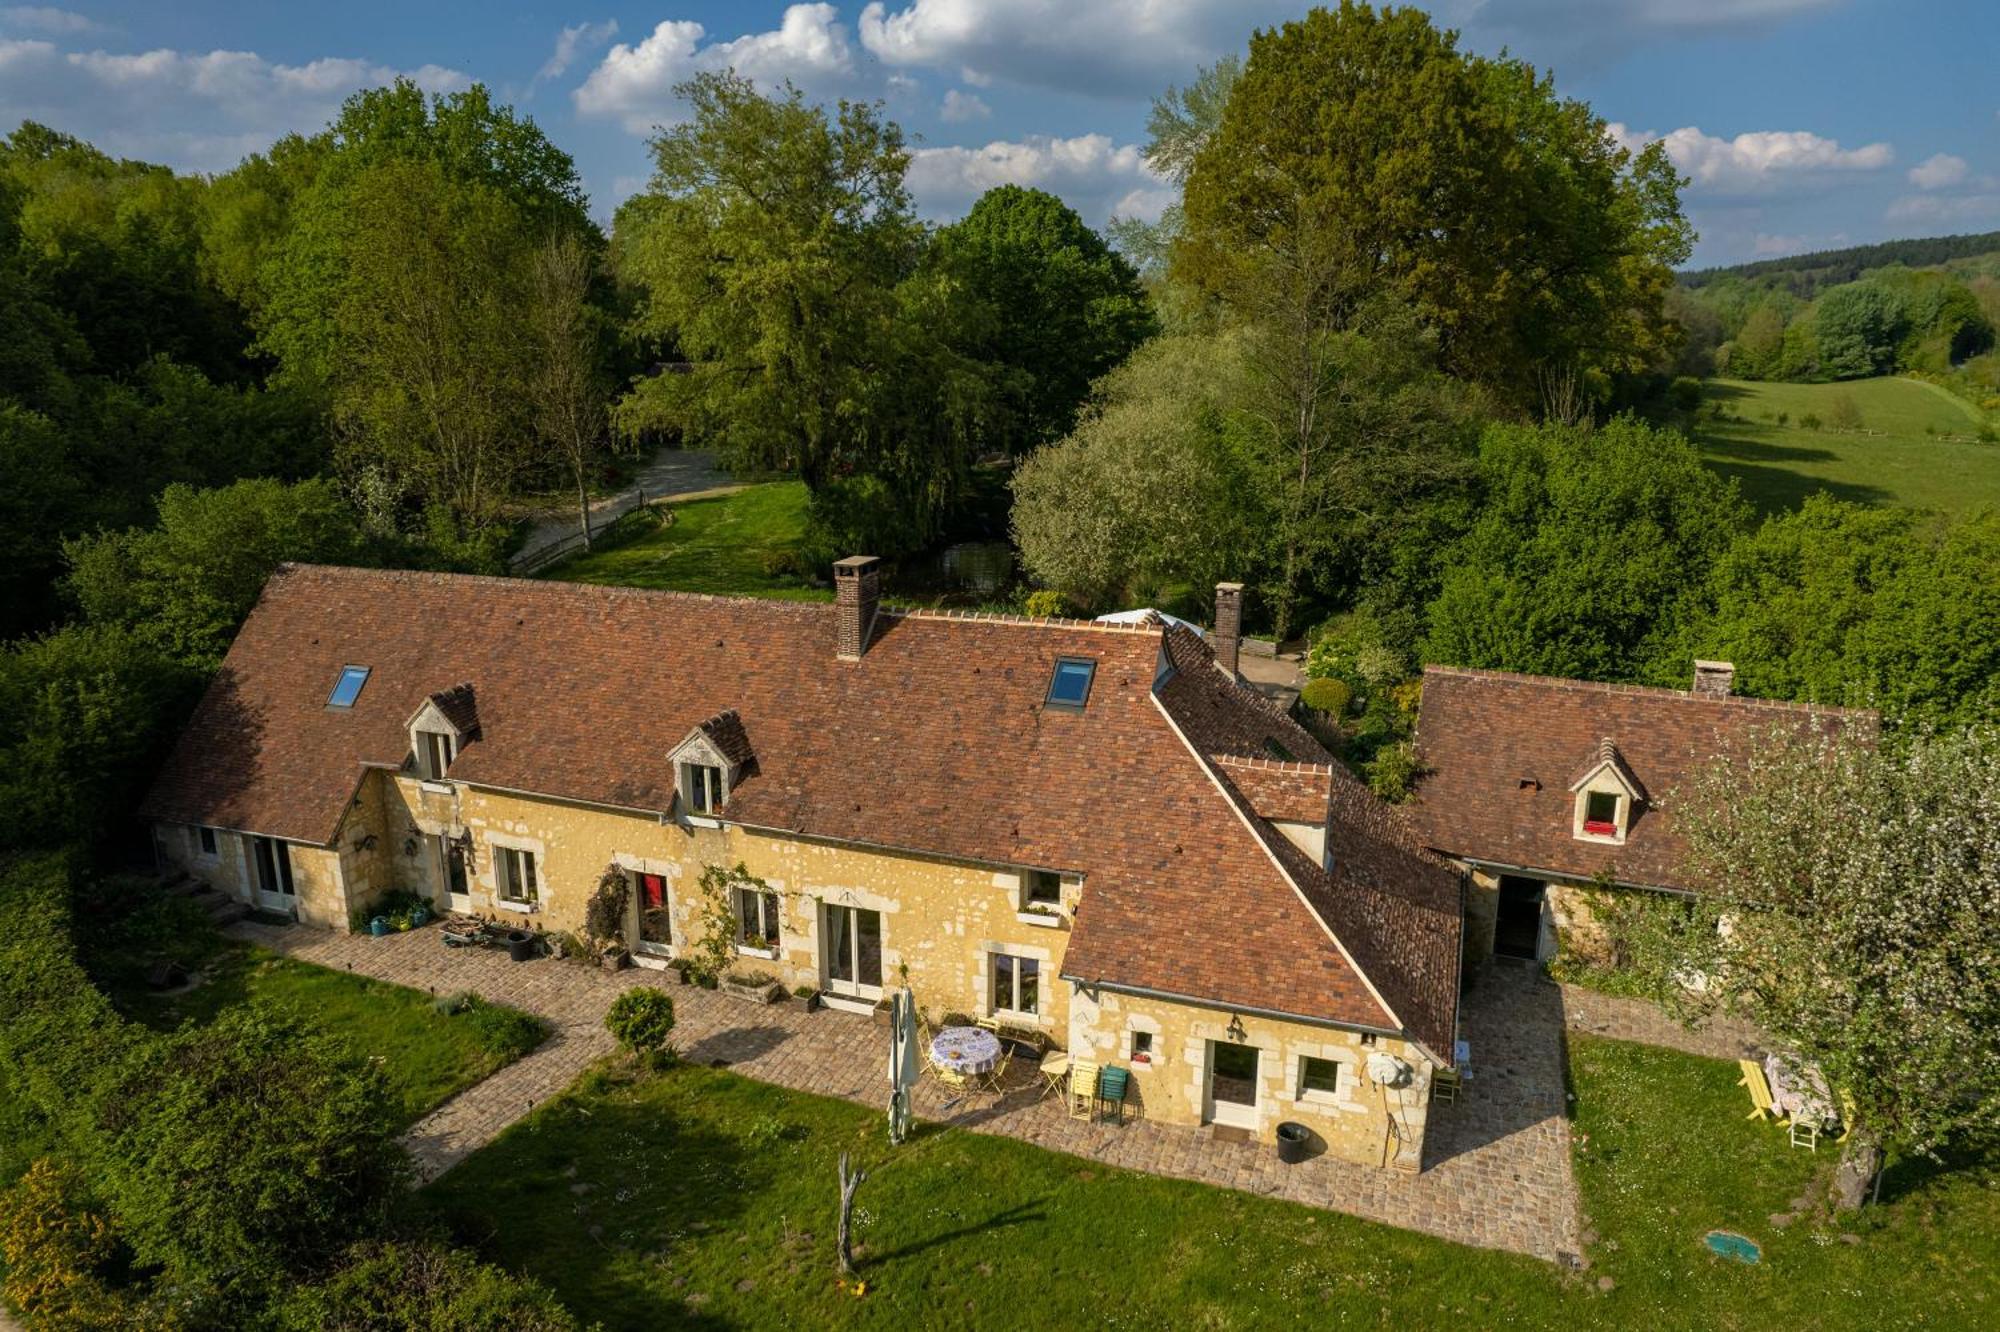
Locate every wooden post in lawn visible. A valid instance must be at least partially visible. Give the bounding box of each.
[836,1151,868,1276]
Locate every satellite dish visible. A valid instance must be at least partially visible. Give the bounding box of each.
[1366,1052,1413,1087]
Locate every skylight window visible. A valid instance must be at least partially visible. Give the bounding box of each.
[1045,657,1096,710]
[327,665,370,709]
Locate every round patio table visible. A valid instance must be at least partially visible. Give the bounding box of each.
[930,1026,1002,1077]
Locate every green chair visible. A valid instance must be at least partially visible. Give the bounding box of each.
[1097,1066,1132,1125]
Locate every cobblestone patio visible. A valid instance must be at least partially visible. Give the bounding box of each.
[228,920,1582,1263]
[1559,980,1765,1059]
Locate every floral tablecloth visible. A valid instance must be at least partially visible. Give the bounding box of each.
[931,1026,1001,1076]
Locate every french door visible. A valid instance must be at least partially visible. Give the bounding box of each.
[434,834,471,914]
[821,903,884,1001]
[633,871,674,958]
[250,836,296,913]
[1206,1041,1261,1129]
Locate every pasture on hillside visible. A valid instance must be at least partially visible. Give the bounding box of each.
[1694,377,1999,513]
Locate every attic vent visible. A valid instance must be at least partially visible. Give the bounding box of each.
[327,665,370,709]
[1045,658,1096,710]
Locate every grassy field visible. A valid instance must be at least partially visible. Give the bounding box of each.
[423,1037,1996,1330]
[118,943,547,1126]
[1696,377,2000,513]
[545,482,829,601]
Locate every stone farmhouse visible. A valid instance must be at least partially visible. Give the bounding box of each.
[141,559,1873,1175]
[142,561,1460,1172]
[1410,664,1875,967]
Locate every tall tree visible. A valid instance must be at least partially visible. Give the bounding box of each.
[614,73,923,491]
[1176,2,1689,412]
[929,185,1155,449]
[1423,417,1751,682]
[526,231,610,548]
[1659,724,2000,1210]
[1105,56,1240,278]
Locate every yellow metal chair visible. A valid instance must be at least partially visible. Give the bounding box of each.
[1068,1059,1099,1120]
[1431,1067,1461,1106]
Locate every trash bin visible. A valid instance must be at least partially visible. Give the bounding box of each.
[506,930,537,963]
[1275,1121,1312,1164]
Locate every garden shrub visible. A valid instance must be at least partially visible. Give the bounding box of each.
[1022,588,1067,618]
[605,987,677,1064]
[1300,677,1352,715]
[1364,741,1424,802]
[272,1240,579,1332]
[0,1159,168,1331]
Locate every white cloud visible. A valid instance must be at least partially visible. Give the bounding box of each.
[533,19,617,90]
[1907,152,1968,191]
[938,88,988,122]
[0,40,467,171]
[906,132,1165,225]
[859,0,1291,98]
[1886,192,2000,227]
[575,4,862,133]
[0,6,98,35]
[1751,232,1810,257]
[1609,122,1893,194]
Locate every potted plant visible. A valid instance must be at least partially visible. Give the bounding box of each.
[793,984,820,1011]
[721,969,784,1005]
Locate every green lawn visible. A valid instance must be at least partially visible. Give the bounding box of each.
[120,944,547,1127]
[545,482,829,601]
[1696,377,2000,514]
[422,1037,1996,1330]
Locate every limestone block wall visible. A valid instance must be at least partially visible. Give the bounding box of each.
[374,779,1079,1032]
[1545,882,1612,967]
[1068,986,1435,1169]
[154,820,345,928]
[1464,866,1500,967]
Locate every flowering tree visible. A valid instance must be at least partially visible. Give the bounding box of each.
[1656,724,2000,1209]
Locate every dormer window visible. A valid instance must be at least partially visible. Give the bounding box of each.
[669,709,752,821]
[1570,737,1641,844]
[1024,869,1062,908]
[417,730,455,781]
[683,762,724,815]
[1582,790,1619,837]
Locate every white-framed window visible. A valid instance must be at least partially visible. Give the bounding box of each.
[1299,1055,1341,1103]
[496,846,539,905]
[1131,1030,1155,1062]
[1577,787,1624,840]
[734,885,780,949]
[416,729,455,781]
[990,952,1040,1017]
[196,825,218,858]
[683,763,724,815]
[438,834,469,898]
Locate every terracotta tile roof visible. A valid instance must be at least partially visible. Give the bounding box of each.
[691,708,755,768]
[141,564,1457,1046]
[1213,756,1334,825]
[426,683,480,738]
[1411,666,1877,892]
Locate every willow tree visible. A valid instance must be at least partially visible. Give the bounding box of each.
[1659,724,2000,1210]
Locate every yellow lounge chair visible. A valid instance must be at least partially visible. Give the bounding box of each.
[1737,1059,1778,1121]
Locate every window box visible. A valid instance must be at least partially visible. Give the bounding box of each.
[1016,908,1066,929]
[1582,819,1616,837]
[735,943,781,961]
[721,970,785,1005]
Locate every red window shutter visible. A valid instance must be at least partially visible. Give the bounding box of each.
[640,873,665,908]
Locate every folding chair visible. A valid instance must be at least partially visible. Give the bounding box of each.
[1068,1059,1099,1120]
[1431,1067,1461,1106]
[1789,1118,1819,1152]
[979,1047,1013,1098]
[1096,1065,1132,1125]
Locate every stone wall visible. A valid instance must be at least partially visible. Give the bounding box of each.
[1068,986,1435,1170]
[1544,882,1613,968]
[155,820,344,927]
[378,777,1081,1041]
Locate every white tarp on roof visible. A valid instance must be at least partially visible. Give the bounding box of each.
[1094,608,1203,634]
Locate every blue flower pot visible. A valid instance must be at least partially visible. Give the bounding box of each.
[409,905,430,927]
[369,917,389,937]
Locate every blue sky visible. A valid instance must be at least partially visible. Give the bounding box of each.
[3,1,1995,266]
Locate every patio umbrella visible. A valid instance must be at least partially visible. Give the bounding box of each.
[888,986,919,1145]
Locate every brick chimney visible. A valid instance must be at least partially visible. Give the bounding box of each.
[1693,659,1736,697]
[1214,582,1244,677]
[834,556,882,660]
